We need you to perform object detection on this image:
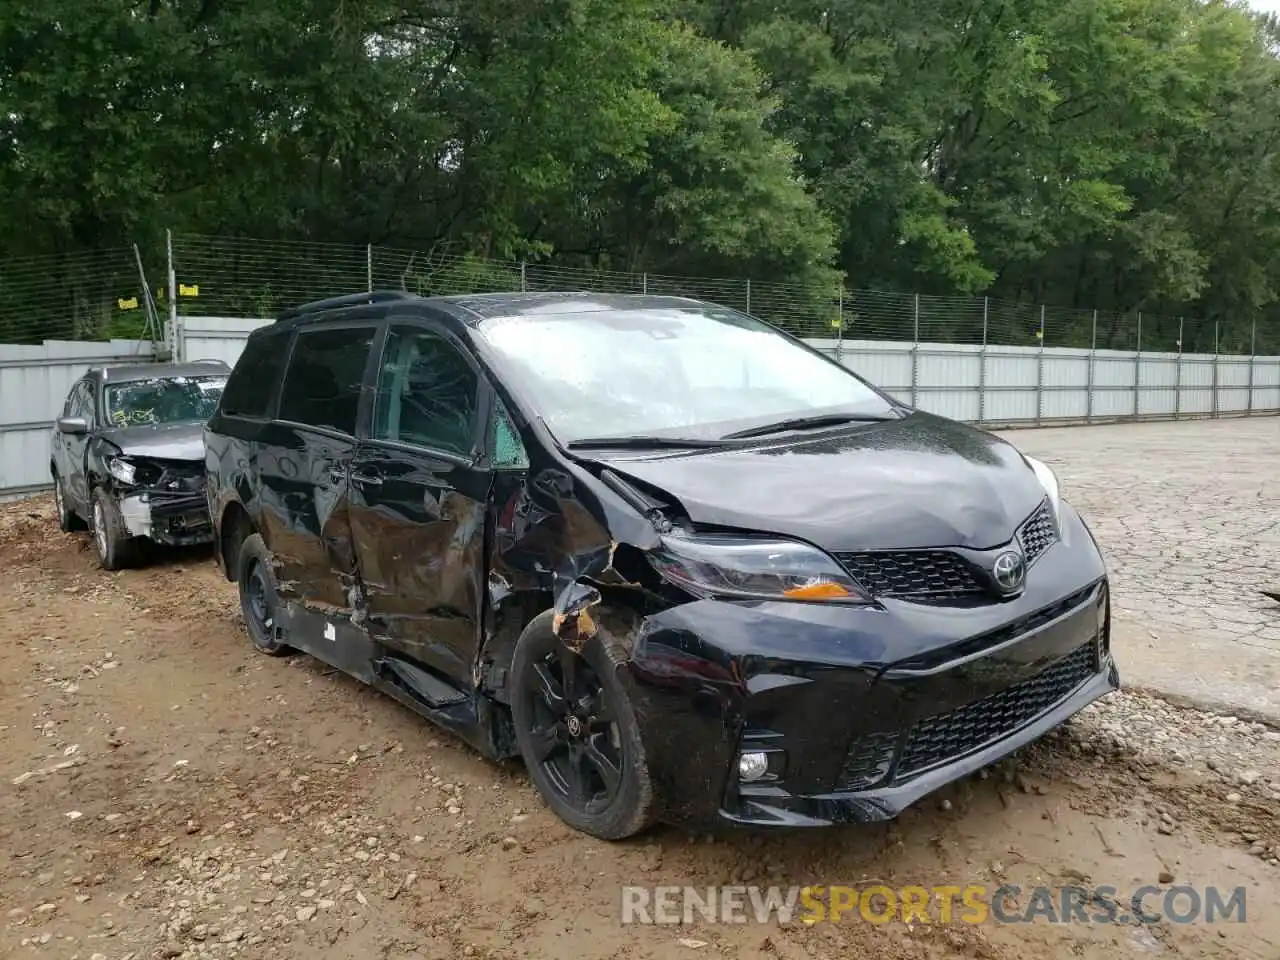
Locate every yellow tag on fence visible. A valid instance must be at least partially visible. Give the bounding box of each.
[179,283,199,297]
[117,297,139,310]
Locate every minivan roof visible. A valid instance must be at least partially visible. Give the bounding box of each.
[270,290,708,330]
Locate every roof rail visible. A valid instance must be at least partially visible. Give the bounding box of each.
[275,289,415,323]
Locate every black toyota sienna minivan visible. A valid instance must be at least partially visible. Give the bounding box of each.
[204,290,1118,840]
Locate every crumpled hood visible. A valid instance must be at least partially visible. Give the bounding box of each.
[590,411,1048,552]
[98,421,207,462]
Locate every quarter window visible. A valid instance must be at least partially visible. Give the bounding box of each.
[372,327,479,456]
[491,397,529,469]
[278,326,377,435]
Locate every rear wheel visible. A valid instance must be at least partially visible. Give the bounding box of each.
[510,611,656,840]
[237,533,290,656]
[91,489,135,570]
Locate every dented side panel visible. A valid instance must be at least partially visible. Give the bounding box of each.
[255,421,359,611]
[346,442,488,686]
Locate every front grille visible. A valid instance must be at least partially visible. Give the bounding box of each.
[1017,500,1057,564]
[832,641,1097,792]
[835,499,1059,603]
[155,461,205,494]
[834,550,984,601]
[896,642,1096,777]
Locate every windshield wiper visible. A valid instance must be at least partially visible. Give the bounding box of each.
[566,435,727,450]
[720,412,898,440]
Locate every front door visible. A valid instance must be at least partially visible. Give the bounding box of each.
[258,321,380,613]
[61,380,94,509]
[347,320,492,687]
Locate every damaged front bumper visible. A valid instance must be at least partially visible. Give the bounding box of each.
[116,491,214,546]
[618,504,1119,829]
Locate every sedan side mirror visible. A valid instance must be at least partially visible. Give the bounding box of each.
[56,416,89,435]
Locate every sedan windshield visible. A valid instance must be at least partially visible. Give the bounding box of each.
[103,375,227,427]
[474,304,897,443]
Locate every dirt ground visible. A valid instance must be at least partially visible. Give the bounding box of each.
[2,496,1278,960]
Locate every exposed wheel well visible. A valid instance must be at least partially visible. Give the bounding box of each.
[218,501,256,582]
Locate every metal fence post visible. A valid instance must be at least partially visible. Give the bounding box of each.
[1247,318,1257,416]
[366,244,373,293]
[745,279,752,316]
[166,229,179,362]
[520,262,527,293]
[1174,317,1183,420]
[642,272,648,295]
[978,297,989,423]
[1212,321,1220,418]
[1086,310,1097,423]
[835,286,844,365]
[1133,311,1142,419]
[1035,304,1045,425]
[910,294,920,408]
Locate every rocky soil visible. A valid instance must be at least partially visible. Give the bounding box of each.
[1,495,1278,960]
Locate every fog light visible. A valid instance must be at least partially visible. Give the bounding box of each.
[738,751,769,782]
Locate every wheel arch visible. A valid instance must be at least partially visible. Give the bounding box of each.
[217,499,257,582]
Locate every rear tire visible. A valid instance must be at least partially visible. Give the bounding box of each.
[91,488,135,570]
[237,533,290,656]
[510,611,656,841]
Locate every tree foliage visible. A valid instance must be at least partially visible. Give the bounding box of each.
[1,0,1279,348]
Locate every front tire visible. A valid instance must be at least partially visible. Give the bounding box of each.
[53,472,84,533]
[510,611,656,840]
[237,533,290,656]
[91,489,135,570]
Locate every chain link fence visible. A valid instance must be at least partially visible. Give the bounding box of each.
[165,234,1272,354]
[0,247,164,345]
[0,232,1274,356]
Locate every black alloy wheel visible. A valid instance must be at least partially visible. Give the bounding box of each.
[510,611,656,840]
[236,533,290,656]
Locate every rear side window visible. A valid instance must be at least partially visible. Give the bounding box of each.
[221,330,289,418]
[279,325,377,435]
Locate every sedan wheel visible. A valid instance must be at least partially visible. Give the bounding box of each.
[510,612,656,840]
[90,489,135,570]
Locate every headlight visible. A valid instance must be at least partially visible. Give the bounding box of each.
[1024,455,1062,532]
[648,533,872,604]
[107,457,137,485]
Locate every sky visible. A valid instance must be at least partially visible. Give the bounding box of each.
[1250,0,1280,14]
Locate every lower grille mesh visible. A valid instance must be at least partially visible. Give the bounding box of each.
[833,642,1097,791]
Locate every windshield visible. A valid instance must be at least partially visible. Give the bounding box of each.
[474,304,896,442]
[103,375,227,427]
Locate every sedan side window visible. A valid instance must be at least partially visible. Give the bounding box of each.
[373,327,479,457]
[67,382,90,421]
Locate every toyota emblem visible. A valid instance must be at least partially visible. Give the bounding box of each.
[991,550,1026,594]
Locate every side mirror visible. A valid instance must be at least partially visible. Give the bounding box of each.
[56,416,89,435]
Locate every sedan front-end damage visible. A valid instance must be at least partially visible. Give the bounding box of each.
[105,460,214,547]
